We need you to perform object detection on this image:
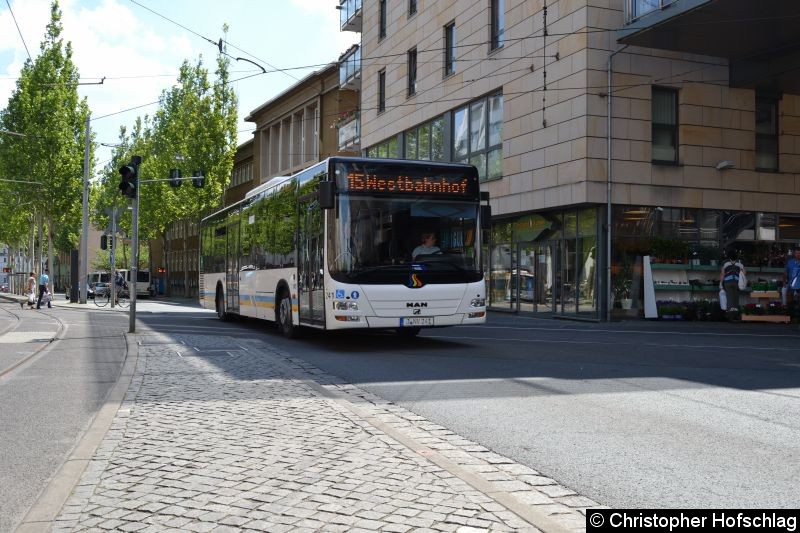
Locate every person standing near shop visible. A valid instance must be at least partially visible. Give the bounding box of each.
[36,268,52,309]
[784,247,800,315]
[720,250,745,317]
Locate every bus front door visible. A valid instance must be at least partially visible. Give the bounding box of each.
[298,199,325,325]
[226,217,240,314]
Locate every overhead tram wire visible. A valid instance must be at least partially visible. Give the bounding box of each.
[89,8,799,134]
[93,70,267,121]
[126,0,748,82]
[5,0,31,61]
[127,0,291,82]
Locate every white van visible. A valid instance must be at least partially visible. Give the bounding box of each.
[117,269,151,297]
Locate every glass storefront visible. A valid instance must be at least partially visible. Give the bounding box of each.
[487,204,800,320]
[487,208,598,317]
[611,205,800,316]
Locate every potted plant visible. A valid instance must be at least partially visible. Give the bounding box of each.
[650,237,669,263]
[670,239,690,264]
[696,244,720,266]
[613,258,634,309]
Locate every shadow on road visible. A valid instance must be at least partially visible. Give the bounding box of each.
[133,308,800,398]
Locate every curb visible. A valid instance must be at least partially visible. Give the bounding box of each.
[14,333,139,533]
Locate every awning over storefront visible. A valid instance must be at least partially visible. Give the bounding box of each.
[618,0,800,93]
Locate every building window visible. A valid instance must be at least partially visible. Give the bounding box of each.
[404,117,446,161]
[378,69,386,113]
[367,137,399,158]
[490,0,505,50]
[651,87,678,164]
[379,0,387,39]
[453,93,503,181]
[444,22,456,77]
[408,48,417,97]
[409,0,417,16]
[756,97,779,171]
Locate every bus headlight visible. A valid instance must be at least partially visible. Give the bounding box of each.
[469,298,485,307]
[333,300,359,311]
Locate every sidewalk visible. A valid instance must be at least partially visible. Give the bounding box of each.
[28,331,598,533]
[0,292,87,309]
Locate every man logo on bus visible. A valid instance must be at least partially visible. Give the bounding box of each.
[408,274,424,288]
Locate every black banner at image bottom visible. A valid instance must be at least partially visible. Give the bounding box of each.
[586,510,798,532]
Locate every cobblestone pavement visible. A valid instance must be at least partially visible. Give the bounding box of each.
[54,332,603,532]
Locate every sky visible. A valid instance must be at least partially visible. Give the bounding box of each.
[0,0,359,173]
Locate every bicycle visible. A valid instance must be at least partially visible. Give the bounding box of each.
[115,287,130,308]
[93,286,110,307]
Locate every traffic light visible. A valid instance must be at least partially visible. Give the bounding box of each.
[100,235,108,250]
[192,170,205,188]
[169,168,182,188]
[118,158,139,199]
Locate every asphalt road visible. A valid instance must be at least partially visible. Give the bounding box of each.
[0,299,127,533]
[133,302,800,509]
[3,295,798,529]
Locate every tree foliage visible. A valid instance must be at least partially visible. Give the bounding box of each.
[0,1,92,269]
[93,52,238,250]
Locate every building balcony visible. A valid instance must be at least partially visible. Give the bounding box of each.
[339,0,362,32]
[337,112,360,152]
[339,45,361,91]
[618,0,800,93]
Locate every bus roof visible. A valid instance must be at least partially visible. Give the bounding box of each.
[202,157,479,224]
[244,175,292,200]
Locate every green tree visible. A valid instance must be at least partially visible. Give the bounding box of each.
[0,1,92,291]
[93,47,237,294]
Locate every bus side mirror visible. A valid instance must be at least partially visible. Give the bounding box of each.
[480,205,491,230]
[319,181,335,209]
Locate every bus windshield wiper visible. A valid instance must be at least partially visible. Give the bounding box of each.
[412,259,468,272]
[344,264,410,277]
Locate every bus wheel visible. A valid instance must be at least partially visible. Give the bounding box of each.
[278,293,298,338]
[396,327,421,337]
[216,288,228,321]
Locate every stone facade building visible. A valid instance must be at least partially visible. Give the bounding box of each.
[341,0,800,319]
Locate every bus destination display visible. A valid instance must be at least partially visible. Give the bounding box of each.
[346,171,472,196]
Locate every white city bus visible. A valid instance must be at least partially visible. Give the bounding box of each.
[200,157,489,337]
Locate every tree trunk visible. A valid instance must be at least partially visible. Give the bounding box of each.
[163,231,170,297]
[46,217,56,296]
[183,233,189,298]
[36,213,43,277]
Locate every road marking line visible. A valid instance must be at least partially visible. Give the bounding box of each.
[477,324,800,338]
[426,334,800,352]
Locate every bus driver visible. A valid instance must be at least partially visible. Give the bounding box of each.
[412,232,441,260]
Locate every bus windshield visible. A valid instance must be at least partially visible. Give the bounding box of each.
[328,194,481,284]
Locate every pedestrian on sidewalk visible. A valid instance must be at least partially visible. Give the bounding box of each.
[23,271,36,309]
[36,268,52,309]
[720,250,745,320]
[784,247,800,318]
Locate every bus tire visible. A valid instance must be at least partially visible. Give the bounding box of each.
[216,287,229,322]
[396,327,421,337]
[277,293,299,338]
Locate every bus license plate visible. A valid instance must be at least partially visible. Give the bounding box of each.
[401,317,433,327]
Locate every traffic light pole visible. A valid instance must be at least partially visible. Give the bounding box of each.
[80,116,90,304]
[110,204,117,309]
[127,156,142,334]
[129,194,138,333]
